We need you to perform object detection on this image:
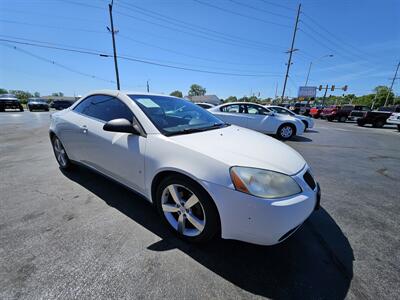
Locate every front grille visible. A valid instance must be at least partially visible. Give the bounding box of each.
[303,170,316,190]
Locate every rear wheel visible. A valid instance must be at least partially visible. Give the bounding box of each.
[397,125,400,132]
[155,175,220,243]
[51,135,72,170]
[277,123,295,140]
[327,116,334,122]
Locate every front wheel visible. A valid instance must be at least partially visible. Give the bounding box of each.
[276,123,295,140]
[338,116,347,122]
[155,175,220,243]
[51,135,72,170]
[327,116,334,122]
[373,120,384,128]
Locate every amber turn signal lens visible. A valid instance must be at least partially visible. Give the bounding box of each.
[230,169,249,193]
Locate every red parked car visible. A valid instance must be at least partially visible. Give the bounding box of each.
[320,105,341,121]
[309,106,324,119]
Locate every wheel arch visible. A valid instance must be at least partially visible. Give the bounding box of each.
[150,169,222,232]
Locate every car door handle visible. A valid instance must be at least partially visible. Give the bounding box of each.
[81,125,88,133]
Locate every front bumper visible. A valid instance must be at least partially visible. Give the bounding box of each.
[202,166,320,246]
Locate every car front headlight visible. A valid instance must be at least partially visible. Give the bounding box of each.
[230,166,302,199]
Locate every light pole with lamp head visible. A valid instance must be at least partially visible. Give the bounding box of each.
[304,54,334,86]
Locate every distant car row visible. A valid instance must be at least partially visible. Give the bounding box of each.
[0,94,76,112]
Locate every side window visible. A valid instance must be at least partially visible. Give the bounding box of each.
[74,95,134,122]
[221,104,244,113]
[246,105,268,115]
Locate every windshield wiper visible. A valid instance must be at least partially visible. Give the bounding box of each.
[167,123,228,136]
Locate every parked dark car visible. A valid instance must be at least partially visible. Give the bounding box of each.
[27,98,49,111]
[348,105,371,121]
[0,94,24,112]
[357,105,400,128]
[50,100,75,110]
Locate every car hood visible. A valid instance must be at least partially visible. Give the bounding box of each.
[169,125,306,175]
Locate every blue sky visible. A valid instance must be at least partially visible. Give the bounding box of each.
[0,0,399,98]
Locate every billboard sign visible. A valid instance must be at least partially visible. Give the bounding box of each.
[298,86,317,98]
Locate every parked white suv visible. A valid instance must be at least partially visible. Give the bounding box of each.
[208,102,305,139]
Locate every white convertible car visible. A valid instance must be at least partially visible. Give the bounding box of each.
[50,90,320,246]
[208,102,305,139]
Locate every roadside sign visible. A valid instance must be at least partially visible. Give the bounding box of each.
[298,86,317,98]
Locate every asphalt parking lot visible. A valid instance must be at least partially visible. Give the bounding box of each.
[1,111,399,299]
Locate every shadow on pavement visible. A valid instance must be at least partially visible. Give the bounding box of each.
[63,166,354,299]
[287,135,313,143]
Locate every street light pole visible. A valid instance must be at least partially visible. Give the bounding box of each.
[304,54,333,86]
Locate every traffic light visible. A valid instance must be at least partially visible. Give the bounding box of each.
[343,85,348,91]
[331,85,335,91]
[319,85,322,91]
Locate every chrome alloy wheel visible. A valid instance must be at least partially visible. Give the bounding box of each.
[280,125,293,139]
[161,184,206,237]
[53,137,68,167]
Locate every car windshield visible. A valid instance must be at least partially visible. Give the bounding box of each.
[129,95,227,136]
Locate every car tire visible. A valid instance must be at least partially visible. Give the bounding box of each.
[19,105,24,112]
[155,175,220,243]
[397,125,400,132]
[29,107,32,112]
[327,116,334,122]
[302,120,309,130]
[357,119,365,126]
[338,116,347,122]
[372,120,384,128]
[51,135,72,170]
[276,123,295,140]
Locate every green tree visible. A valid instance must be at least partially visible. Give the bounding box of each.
[224,96,237,102]
[51,92,64,97]
[0,88,8,94]
[188,84,206,96]
[170,90,183,98]
[373,86,393,107]
[34,92,40,97]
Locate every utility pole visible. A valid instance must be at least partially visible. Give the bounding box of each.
[384,61,399,106]
[146,80,150,93]
[274,82,278,100]
[281,3,301,103]
[322,84,328,106]
[108,0,120,90]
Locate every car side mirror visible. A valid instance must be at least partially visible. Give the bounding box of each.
[103,118,140,135]
[268,111,275,116]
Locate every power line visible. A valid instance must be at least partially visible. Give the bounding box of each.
[302,13,379,61]
[0,38,282,77]
[192,0,291,28]
[227,0,292,19]
[117,0,286,50]
[0,43,115,83]
[0,19,105,34]
[1,35,279,73]
[257,0,296,12]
